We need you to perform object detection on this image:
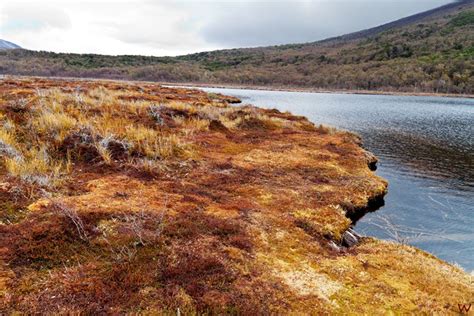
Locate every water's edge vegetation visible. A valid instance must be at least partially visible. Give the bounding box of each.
[196,85,474,272]
[1,77,472,314]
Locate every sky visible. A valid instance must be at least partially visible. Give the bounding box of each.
[0,0,454,57]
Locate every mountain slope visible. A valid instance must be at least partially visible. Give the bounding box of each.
[0,1,473,94]
[0,39,21,50]
[320,0,474,43]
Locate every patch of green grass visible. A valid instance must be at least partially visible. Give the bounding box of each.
[450,10,474,27]
[458,45,474,58]
[203,61,227,71]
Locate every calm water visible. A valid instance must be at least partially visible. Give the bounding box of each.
[196,87,474,272]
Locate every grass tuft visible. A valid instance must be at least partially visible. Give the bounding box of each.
[32,110,78,142]
[0,129,22,159]
[4,147,65,187]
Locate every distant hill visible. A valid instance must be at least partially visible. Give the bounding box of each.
[0,0,473,94]
[0,39,21,50]
[320,0,474,43]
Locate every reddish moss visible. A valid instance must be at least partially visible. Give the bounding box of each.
[0,77,470,314]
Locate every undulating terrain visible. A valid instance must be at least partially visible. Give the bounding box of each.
[0,77,472,314]
[1,1,473,94]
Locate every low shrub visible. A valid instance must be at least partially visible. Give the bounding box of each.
[4,147,66,187]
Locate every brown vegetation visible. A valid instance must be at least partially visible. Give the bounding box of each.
[0,77,472,314]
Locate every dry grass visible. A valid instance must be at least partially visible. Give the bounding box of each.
[0,129,21,159]
[0,81,200,183]
[4,147,66,187]
[32,111,78,142]
[0,77,472,314]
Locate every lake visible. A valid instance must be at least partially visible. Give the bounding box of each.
[193,87,474,272]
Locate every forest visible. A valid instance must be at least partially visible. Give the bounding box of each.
[0,4,473,94]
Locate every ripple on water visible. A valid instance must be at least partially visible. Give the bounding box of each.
[195,87,474,271]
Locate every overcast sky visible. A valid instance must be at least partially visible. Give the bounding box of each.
[0,0,454,56]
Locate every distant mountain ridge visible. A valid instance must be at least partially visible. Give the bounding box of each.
[0,1,473,94]
[318,0,474,44]
[0,39,21,50]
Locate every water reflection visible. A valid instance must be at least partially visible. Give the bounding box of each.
[194,87,474,271]
[363,129,474,192]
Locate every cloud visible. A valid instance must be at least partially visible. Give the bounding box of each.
[99,2,204,49]
[0,0,454,56]
[196,0,452,47]
[1,3,71,32]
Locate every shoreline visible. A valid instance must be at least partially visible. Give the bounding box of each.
[160,81,474,99]
[2,77,473,313]
[2,75,473,99]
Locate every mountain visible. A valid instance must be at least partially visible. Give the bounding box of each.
[0,1,473,94]
[0,39,21,50]
[320,0,474,43]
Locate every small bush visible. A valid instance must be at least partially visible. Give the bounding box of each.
[7,98,30,113]
[237,116,278,131]
[0,129,22,159]
[95,143,112,164]
[59,127,99,162]
[315,124,337,135]
[149,104,165,126]
[98,134,131,160]
[52,201,88,241]
[4,147,65,187]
